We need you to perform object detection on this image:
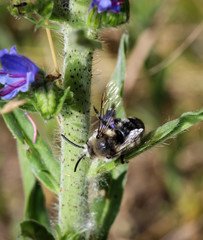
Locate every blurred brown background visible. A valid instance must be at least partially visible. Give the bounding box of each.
[0,0,203,239]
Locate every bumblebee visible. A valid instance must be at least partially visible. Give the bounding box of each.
[62,82,144,172]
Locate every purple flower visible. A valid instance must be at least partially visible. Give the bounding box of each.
[0,46,40,100]
[89,0,124,13]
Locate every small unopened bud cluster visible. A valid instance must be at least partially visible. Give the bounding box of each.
[87,0,129,28]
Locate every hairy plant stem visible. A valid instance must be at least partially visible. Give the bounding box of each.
[58,1,94,236]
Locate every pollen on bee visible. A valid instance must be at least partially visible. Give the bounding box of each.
[60,188,63,192]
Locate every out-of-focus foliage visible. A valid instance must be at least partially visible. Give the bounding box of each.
[0,0,203,239]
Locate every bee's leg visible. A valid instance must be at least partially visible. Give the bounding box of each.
[120,154,125,164]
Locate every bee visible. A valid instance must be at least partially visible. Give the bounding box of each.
[62,82,145,172]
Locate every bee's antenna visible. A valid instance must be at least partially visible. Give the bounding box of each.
[61,134,84,149]
[93,106,101,119]
[74,154,86,172]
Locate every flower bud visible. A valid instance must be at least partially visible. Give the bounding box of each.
[9,0,55,28]
[32,81,72,120]
[87,0,129,28]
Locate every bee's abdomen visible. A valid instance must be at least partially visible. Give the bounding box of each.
[115,117,144,143]
[128,117,145,130]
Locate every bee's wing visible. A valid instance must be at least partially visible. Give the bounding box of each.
[114,128,144,156]
[97,82,120,136]
[103,81,120,111]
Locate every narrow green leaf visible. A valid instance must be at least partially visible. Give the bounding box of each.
[26,151,59,193]
[16,109,59,183]
[127,108,203,159]
[91,166,127,239]
[54,87,73,116]
[110,34,128,97]
[20,220,55,240]
[1,109,24,144]
[20,101,38,112]
[109,33,128,118]
[54,223,86,240]
[18,141,51,231]
[25,181,51,229]
[1,105,60,194]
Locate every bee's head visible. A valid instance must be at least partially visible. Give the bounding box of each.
[87,129,115,159]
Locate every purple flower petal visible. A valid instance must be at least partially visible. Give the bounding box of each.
[26,71,35,84]
[0,86,20,100]
[0,46,40,100]
[20,72,34,92]
[0,70,8,84]
[10,46,18,55]
[97,0,113,12]
[1,54,39,74]
[0,48,9,58]
[0,72,25,85]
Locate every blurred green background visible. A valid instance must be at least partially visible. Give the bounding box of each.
[0,0,203,239]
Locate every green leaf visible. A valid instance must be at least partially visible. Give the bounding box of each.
[89,108,203,177]
[26,151,59,194]
[109,33,128,118]
[20,220,55,240]
[18,141,51,230]
[1,104,60,194]
[110,34,128,98]
[18,141,49,221]
[18,141,36,200]
[25,181,51,229]
[54,87,73,116]
[91,166,127,239]
[126,108,203,159]
[53,224,86,240]
[20,101,38,112]
[61,232,83,240]
[1,107,25,144]
[35,0,54,19]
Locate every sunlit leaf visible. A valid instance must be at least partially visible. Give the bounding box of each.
[19,142,51,229]
[1,104,60,194]
[109,33,128,118]
[25,181,51,229]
